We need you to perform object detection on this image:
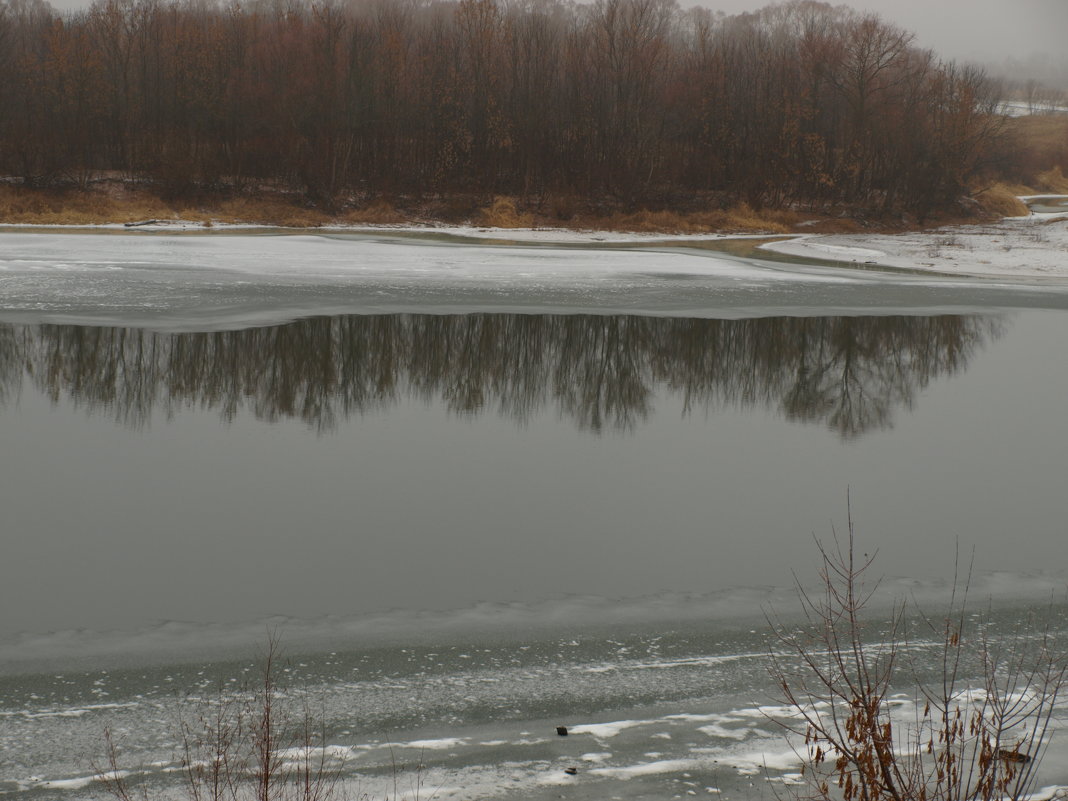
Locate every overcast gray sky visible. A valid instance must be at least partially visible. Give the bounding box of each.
[45,0,1066,66]
[689,0,1067,63]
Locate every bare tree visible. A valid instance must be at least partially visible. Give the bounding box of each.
[98,636,345,801]
[0,0,1023,213]
[769,513,1066,801]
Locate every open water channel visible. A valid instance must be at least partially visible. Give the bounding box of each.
[1,228,1068,801]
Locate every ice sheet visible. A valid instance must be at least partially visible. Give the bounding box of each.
[2,230,1067,330]
[3,572,1067,672]
[0,231,817,281]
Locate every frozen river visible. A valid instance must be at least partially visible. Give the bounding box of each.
[1,230,1067,801]
[2,229,1067,328]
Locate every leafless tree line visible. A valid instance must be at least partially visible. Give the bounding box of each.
[0,313,1000,436]
[0,0,1005,216]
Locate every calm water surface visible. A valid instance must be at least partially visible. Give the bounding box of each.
[3,310,1067,640]
[1,232,1068,801]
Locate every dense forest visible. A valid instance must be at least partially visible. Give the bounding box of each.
[0,0,1012,217]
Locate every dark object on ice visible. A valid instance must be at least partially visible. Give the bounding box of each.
[564,767,578,775]
[556,726,568,736]
[998,749,1032,764]
[124,219,165,228]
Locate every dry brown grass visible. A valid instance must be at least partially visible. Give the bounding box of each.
[1035,165,1068,193]
[0,184,955,235]
[476,196,535,228]
[722,203,798,233]
[338,200,406,225]
[999,114,1068,188]
[591,204,798,234]
[0,185,179,225]
[211,197,328,227]
[596,208,708,233]
[985,180,1034,197]
[975,183,1031,217]
[1005,114,1068,154]
[0,184,336,227]
[545,194,579,221]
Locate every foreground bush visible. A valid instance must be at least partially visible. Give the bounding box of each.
[770,513,1066,801]
[100,638,343,801]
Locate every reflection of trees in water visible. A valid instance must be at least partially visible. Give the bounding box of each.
[0,325,20,404]
[0,314,1001,437]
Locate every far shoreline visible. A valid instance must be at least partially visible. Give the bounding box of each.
[0,178,1041,235]
[1,185,1066,281]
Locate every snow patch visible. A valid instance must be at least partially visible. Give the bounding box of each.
[589,758,698,779]
[763,199,1068,280]
[569,720,656,739]
[398,737,468,750]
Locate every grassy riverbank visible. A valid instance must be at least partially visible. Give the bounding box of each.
[0,181,1050,236]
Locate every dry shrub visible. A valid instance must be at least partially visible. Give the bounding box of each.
[339,200,406,225]
[771,515,1066,801]
[1035,165,1068,193]
[975,184,1030,217]
[477,196,534,228]
[99,636,344,801]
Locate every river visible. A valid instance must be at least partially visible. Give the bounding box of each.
[1,229,1067,801]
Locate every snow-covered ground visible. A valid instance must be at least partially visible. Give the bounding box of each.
[997,100,1068,117]
[762,198,1068,280]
